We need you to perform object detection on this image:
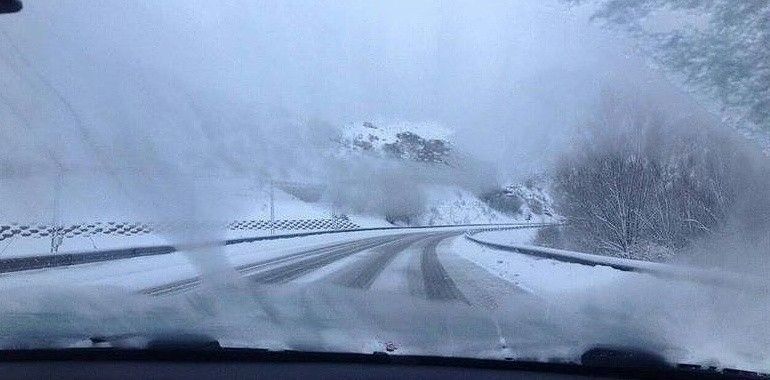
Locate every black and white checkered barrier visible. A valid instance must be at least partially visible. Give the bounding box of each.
[0,216,359,242]
[227,218,358,231]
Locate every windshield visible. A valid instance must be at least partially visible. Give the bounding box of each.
[1,0,768,375]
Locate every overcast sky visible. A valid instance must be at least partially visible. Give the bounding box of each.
[1,0,647,176]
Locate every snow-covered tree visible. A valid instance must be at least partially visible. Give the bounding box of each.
[550,90,767,259]
[569,0,770,149]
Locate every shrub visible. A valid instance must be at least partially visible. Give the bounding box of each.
[550,91,765,258]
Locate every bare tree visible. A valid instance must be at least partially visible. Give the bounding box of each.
[550,91,759,259]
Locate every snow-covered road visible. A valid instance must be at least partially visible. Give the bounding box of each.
[0,227,767,373]
[133,230,531,310]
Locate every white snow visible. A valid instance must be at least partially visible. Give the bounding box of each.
[0,226,768,373]
[471,228,539,245]
[0,227,469,292]
[452,233,770,372]
[417,186,520,225]
[0,182,392,258]
[467,229,764,291]
[368,237,422,295]
[502,182,558,223]
[340,120,454,151]
[453,236,629,295]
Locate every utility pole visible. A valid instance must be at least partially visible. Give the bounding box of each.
[269,179,275,235]
[50,170,63,254]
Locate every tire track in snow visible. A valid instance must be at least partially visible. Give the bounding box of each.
[144,235,401,296]
[420,233,468,304]
[332,234,430,289]
[247,235,406,284]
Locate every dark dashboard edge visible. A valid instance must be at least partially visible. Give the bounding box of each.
[0,348,764,380]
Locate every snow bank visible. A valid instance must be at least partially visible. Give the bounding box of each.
[467,229,765,290]
[451,235,770,373]
[0,183,390,258]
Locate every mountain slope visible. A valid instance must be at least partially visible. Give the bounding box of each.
[335,121,558,225]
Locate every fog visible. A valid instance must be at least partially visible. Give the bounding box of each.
[0,0,685,286]
[2,0,764,271]
[3,2,770,372]
[0,0,636,208]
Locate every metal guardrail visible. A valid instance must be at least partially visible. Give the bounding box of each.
[465,230,642,272]
[0,217,360,242]
[464,230,766,291]
[0,222,549,274]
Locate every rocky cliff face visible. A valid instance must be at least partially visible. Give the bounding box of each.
[334,121,557,225]
[338,121,454,165]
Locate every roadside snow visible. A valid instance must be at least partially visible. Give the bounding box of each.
[0,228,767,372]
[451,236,630,295]
[472,228,538,245]
[452,234,770,373]
[0,183,391,258]
[0,227,469,292]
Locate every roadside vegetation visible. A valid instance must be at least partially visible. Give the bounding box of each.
[539,91,770,262]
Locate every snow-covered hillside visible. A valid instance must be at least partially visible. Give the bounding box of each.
[0,177,390,258]
[0,119,558,258]
[417,186,520,225]
[335,121,558,225]
[337,121,454,165]
[486,182,556,222]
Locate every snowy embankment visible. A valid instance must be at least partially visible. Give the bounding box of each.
[337,121,558,226]
[452,231,627,295]
[463,229,766,293]
[0,175,391,259]
[416,186,524,225]
[453,230,770,372]
[0,226,476,292]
